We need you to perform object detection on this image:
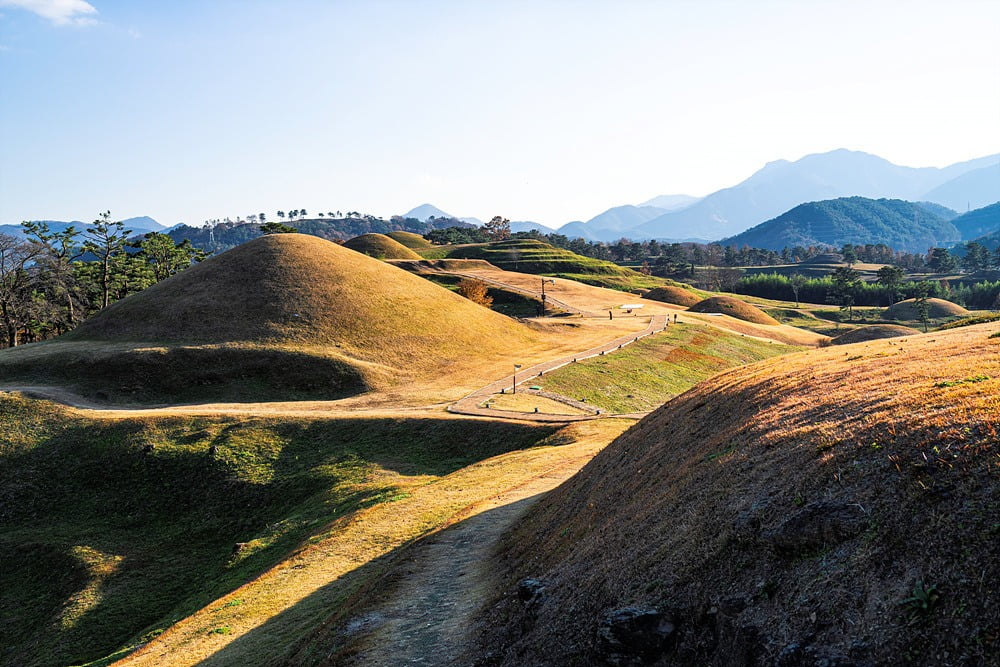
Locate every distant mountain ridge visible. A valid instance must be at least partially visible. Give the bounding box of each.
[0,216,166,239]
[722,197,962,253]
[632,149,999,241]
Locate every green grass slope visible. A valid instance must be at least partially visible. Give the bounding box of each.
[0,393,558,667]
[342,233,422,260]
[0,234,538,402]
[535,322,799,412]
[440,239,665,290]
[723,197,960,253]
[885,297,968,321]
[475,323,1000,666]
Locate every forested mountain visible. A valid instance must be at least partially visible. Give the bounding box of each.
[630,149,997,241]
[950,202,1000,240]
[167,216,473,254]
[401,203,454,221]
[722,197,960,253]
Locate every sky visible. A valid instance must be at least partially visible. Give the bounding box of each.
[1,0,998,228]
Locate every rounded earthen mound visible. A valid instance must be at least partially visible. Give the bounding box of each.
[831,324,920,345]
[385,231,432,249]
[644,285,702,307]
[885,297,968,320]
[688,295,780,324]
[67,234,534,356]
[478,325,1000,666]
[342,233,421,260]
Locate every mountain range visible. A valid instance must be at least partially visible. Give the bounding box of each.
[0,216,169,239]
[402,149,999,243]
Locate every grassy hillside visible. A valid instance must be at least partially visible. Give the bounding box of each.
[533,323,800,412]
[723,197,960,253]
[342,233,422,260]
[436,239,666,291]
[830,324,920,344]
[0,394,559,667]
[643,285,703,307]
[474,322,1000,666]
[384,231,433,249]
[0,234,539,402]
[885,297,968,320]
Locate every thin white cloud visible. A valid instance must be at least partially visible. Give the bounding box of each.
[0,0,98,26]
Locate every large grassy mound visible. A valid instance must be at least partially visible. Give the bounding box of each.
[688,295,780,325]
[441,239,664,291]
[885,297,969,320]
[831,324,920,345]
[0,234,537,402]
[0,393,558,667]
[643,285,702,307]
[385,231,432,249]
[343,233,422,260]
[475,323,1000,666]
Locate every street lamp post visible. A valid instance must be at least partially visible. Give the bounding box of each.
[513,364,522,394]
[540,278,555,316]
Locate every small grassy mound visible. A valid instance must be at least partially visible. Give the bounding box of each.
[644,285,702,307]
[831,324,920,345]
[885,297,969,320]
[342,233,422,260]
[0,235,538,402]
[385,231,432,249]
[689,295,780,325]
[0,393,559,667]
[477,323,1000,666]
[442,239,665,291]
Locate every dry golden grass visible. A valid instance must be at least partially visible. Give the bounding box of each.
[885,297,969,320]
[831,324,920,345]
[342,233,422,260]
[384,231,432,249]
[116,418,632,667]
[4,235,547,401]
[477,321,1000,666]
[483,392,590,416]
[688,295,781,325]
[644,285,702,307]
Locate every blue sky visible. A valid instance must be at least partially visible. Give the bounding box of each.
[2,0,998,227]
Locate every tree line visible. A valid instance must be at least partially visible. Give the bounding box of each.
[0,213,205,348]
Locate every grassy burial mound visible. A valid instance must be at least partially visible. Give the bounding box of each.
[474,323,1000,666]
[342,233,422,260]
[831,324,920,345]
[0,393,560,667]
[643,285,702,307]
[885,297,969,321]
[0,234,537,403]
[688,295,781,325]
[441,239,664,290]
[385,230,433,249]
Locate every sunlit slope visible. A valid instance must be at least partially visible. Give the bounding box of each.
[342,233,422,259]
[478,322,1000,666]
[0,234,539,402]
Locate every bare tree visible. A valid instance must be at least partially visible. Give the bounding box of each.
[0,233,42,347]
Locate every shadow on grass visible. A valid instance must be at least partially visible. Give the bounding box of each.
[0,400,557,667]
[192,495,545,667]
